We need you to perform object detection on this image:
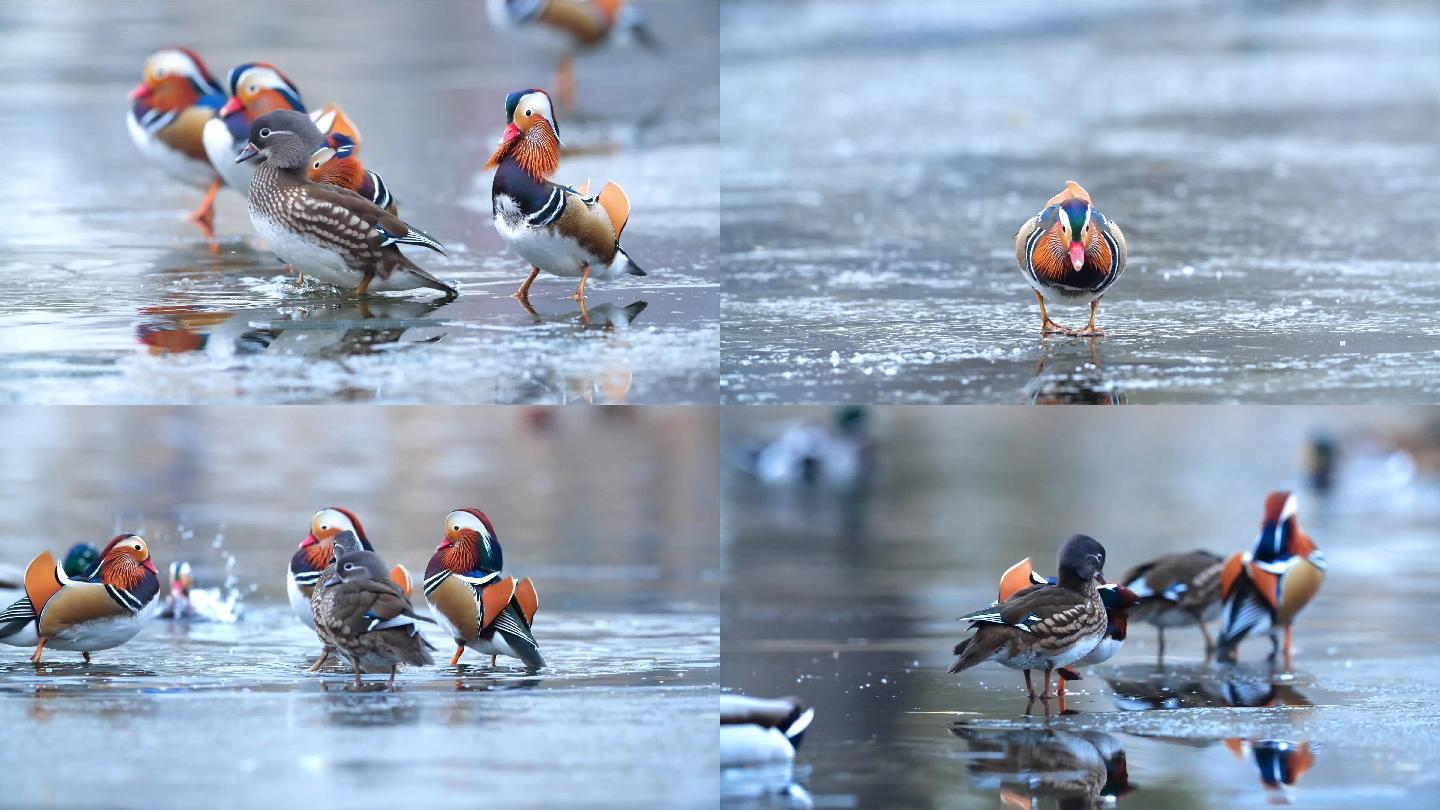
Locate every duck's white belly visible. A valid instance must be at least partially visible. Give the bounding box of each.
[286,570,317,629]
[720,725,795,767]
[1076,635,1123,666]
[45,600,157,652]
[250,209,355,287]
[0,617,37,647]
[127,112,216,189]
[202,117,255,193]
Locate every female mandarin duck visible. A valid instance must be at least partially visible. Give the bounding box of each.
[1217,491,1325,666]
[486,0,660,110]
[1120,550,1225,661]
[202,62,307,195]
[487,89,644,307]
[0,535,160,663]
[1014,181,1127,337]
[950,534,1109,699]
[422,509,545,671]
[127,48,228,235]
[997,557,1138,697]
[237,110,457,297]
[313,545,435,688]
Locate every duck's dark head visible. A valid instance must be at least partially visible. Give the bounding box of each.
[1252,491,1315,563]
[235,109,324,169]
[1055,533,1106,587]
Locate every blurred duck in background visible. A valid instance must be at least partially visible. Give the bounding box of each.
[158,561,243,623]
[127,48,228,236]
[1120,550,1224,662]
[740,407,874,490]
[486,0,662,110]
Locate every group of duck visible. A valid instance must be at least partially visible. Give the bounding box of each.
[126,0,657,305]
[0,507,545,688]
[722,489,1327,784]
[949,490,1327,700]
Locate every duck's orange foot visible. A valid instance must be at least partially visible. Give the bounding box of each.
[449,646,464,667]
[1041,319,1077,336]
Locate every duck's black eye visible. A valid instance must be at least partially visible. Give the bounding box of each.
[259,127,271,138]
[312,161,320,169]
[452,525,460,532]
[524,109,532,117]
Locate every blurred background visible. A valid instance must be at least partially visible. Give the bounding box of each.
[723,406,1440,808]
[0,0,718,404]
[0,406,719,808]
[721,0,1440,405]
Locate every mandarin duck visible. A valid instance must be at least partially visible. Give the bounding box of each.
[719,695,814,767]
[996,557,1138,697]
[950,534,1109,699]
[288,507,374,629]
[744,407,873,490]
[306,132,397,215]
[237,111,456,296]
[0,535,160,663]
[486,0,661,110]
[1014,181,1127,337]
[1217,491,1325,666]
[157,560,243,622]
[127,48,228,234]
[202,62,307,196]
[314,549,437,688]
[487,89,644,306]
[1119,550,1225,662]
[421,509,545,671]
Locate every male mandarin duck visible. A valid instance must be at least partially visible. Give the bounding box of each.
[287,507,375,630]
[157,560,243,623]
[306,133,397,215]
[486,0,661,109]
[1120,550,1225,661]
[1014,181,1127,337]
[996,557,1138,697]
[314,549,436,688]
[237,110,457,297]
[487,89,644,306]
[0,535,160,663]
[422,509,545,671]
[1217,491,1325,666]
[127,48,228,234]
[950,535,1109,699]
[202,62,307,195]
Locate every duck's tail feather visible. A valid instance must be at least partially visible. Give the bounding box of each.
[949,629,1005,674]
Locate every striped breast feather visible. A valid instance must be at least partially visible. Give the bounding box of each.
[105,584,146,613]
[367,171,392,211]
[1219,590,1270,643]
[526,187,566,229]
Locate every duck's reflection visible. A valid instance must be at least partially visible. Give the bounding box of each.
[135,297,452,359]
[1105,666,1312,711]
[950,724,1135,808]
[1025,339,1124,404]
[317,680,423,727]
[1226,739,1318,804]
